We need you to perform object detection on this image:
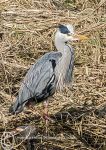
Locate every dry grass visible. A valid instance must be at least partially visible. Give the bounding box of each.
[0,0,106,149]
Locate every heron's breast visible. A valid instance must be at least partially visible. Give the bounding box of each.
[55,49,71,90]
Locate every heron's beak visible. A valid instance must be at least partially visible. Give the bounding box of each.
[72,34,88,41]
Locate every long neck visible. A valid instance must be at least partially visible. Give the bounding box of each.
[55,35,65,52]
[54,33,73,90]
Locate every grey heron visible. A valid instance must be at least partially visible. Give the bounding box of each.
[9,24,87,116]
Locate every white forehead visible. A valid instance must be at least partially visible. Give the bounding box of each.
[66,24,74,34]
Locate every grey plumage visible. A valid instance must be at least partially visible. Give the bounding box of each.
[9,24,75,115]
[9,52,62,114]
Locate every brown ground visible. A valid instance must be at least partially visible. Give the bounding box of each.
[0,0,106,150]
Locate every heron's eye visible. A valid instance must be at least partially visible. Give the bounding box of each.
[67,33,71,36]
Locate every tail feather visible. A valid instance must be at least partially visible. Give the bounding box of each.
[9,98,25,115]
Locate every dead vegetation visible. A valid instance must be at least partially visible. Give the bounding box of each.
[0,0,106,149]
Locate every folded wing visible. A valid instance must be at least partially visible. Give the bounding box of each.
[9,51,62,114]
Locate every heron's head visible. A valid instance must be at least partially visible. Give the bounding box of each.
[55,24,88,43]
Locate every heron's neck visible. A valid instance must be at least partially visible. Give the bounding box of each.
[54,37,73,90]
[55,39,66,52]
[54,35,72,53]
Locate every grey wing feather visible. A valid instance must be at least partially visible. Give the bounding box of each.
[19,51,62,102]
[9,51,62,114]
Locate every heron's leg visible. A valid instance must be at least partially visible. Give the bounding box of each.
[43,100,50,120]
[43,100,49,134]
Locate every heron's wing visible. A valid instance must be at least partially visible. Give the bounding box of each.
[17,51,62,105]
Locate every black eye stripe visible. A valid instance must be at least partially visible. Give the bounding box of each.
[58,24,70,34]
[67,33,71,36]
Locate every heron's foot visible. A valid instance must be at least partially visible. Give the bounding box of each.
[43,113,54,123]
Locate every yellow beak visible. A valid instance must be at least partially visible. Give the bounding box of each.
[73,34,88,41]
